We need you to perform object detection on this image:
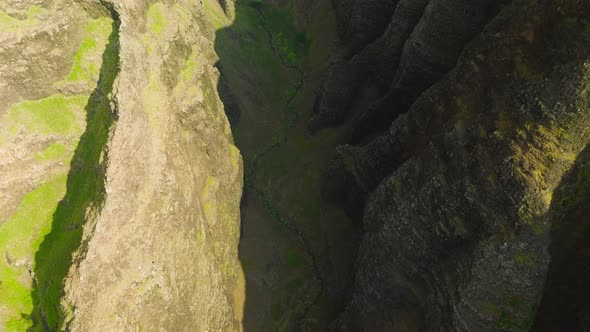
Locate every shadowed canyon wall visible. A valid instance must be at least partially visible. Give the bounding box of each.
[319,0,590,330]
[0,0,589,331]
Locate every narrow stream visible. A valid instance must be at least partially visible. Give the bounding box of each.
[244,6,325,328]
[214,1,357,329]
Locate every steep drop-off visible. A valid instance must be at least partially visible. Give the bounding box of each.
[1,0,243,330]
[0,1,120,329]
[320,0,590,330]
[1,0,589,331]
[61,1,244,330]
[211,0,358,329]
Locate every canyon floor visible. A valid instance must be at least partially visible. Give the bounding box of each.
[2,0,588,330]
[211,1,359,330]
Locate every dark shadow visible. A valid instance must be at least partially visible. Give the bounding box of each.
[533,144,590,331]
[29,10,120,331]
[213,1,358,330]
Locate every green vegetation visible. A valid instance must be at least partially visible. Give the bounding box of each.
[0,5,47,32]
[498,296,538,331]
[62,17,113,82]
[147,2,167,36]
[263,7,308,66]
[0,12,118,329]
[141,2,176,127]
[286,251,304,269]
[34,143,69,162]
[0,176,67,331]
[210,1,354,329]
[29,15,120,331]
[513,252,535,267]
[554,151,590,218]
[7,95,86,136]
[204,0,232,29]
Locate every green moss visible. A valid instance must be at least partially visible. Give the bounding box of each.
[180,53,200,82]
[202,176,219,221]
[30,15,120,331]
[514,252,535,267]
[477,300,502,317]
[62,17,113,83]
[25,5,46,17]
[229,144,242,172]
[0,175,67,331]
[147,2,167,36]
[0,7,44,31]
[8,94,86,136]
[496,295,538,331]
[286,251,304,269]
[204,0,232,30]
[34,143,69,162]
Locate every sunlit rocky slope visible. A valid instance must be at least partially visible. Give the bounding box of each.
[1,0,242,330]
[1,0,589,331]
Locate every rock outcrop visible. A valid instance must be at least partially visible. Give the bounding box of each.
[310,0,511,135]
[330,0,590,330]
[60,1,243,331]
[1,0,243,330]
[1,0,589,330]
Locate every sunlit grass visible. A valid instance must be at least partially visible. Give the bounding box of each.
[147,2,167,35]
[62,17,113,82]
[0,8,118,330]
[204,0,232,29]
[0,175,68,331]
[0,5,47,32]
[34,143,69,162]
[7,94,86,136]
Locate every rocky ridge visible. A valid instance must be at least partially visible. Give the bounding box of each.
[1,0,243,330]
[325,0,590,330]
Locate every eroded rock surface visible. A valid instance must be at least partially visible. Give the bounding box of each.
[62,1,243,331]
[1,0,589,331]
[1,0,243,330]
[331,0,590,330]
[311,0,511,134]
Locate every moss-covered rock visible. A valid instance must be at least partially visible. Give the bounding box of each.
[333,0,590,330]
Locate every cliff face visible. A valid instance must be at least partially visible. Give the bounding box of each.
[1,0,589,330]
[326,0,590,330]
[311,0,511,135]
[62,1,244,331]
[0,0,243,330]
[0,1,116,329]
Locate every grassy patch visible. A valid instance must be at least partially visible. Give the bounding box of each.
[0,175,67,331]
[62,17,113,83]
[263,6,308,65]
[1,9,120,329]
[29,15,120,331]
[286,251,304,269]
[34,143,69,162]
[214,1,353,329]
[0,5,46,32]
[204,0,232,30]
[7,95,87,136]
[147,2,167,36]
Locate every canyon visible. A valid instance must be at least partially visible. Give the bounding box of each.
[0,0,589,331]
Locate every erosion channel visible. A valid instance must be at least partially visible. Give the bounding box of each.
[212,0,358,330]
